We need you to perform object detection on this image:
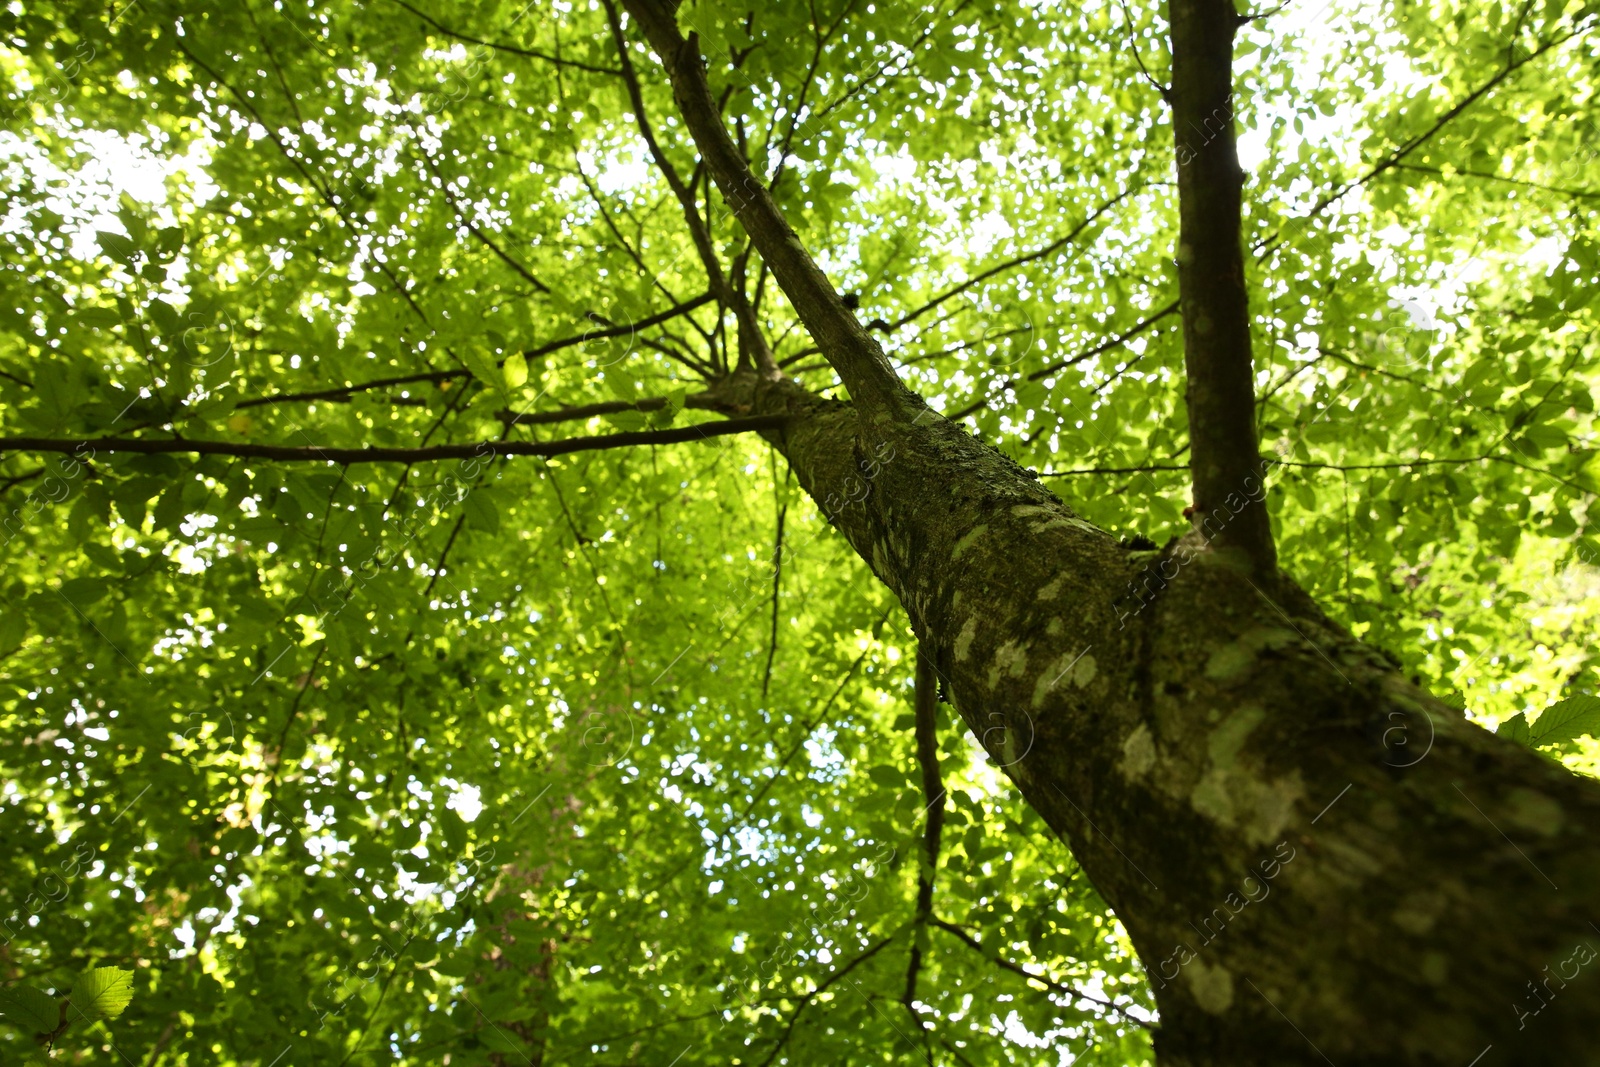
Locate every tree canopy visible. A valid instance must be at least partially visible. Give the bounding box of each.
[1,0,1598,1063]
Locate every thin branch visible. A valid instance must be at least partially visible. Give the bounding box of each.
[0,466,45,493]
[1256,24,1593,255]
[414,146,552,293]
[760,501,787,699]
[586,306,718,377]
[929,918,1144,1024]
[604,3,736,340]
[177,40,436,331]
[383,0,623,75]
[1030,300,1179,381]
[881,185,1144,334]
[902,643,946,1037]
[765,0,857,191]
[1276,452,1593,493]
[1118,0,1171,101]
[0,417,785,466]
[1257,349,1330,410]
[810,4,956,123]
[1038,464,1189,477]
[1315,345,1446,395]
[740,611,890,817]
[943,302,1178,423]
[572,152,681,307]
[496,393,715,428]
[756,932,902,1067]
[423,512,469,599]
[237,292,717,408]
[1389,161,1600,200]
[271,641,328,778]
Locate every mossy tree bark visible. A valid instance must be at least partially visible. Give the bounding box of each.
[625,2,1600,1062]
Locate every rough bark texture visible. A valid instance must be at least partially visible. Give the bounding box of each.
[713,367,1600,1066]
[1169,0,1276,574]
[628,4,1600,1062]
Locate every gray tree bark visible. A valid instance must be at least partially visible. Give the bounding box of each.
[625,3,1600,1062]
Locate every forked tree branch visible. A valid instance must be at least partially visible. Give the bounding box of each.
[620,0,915,414]
[601,0,778,376]
[929,918,1142,1022]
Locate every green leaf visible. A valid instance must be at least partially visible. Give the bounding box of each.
[68,967,133,1021]
[59,577,111,606]
[0,610,25,651]
[146,299,183,339]
[432,947,475,978]
[649,388,685,429]
[1496,712,1532,746]
[0,984,61,1035]
[460,349,504,392]
[604,369,638,401]
[93,230,139,264]
[462,489,500,534]
[502,353,529,390]
[75,306,123,329]
[866,764,902,789]
[1521,423,1568,451]
[155,226,185,257]
[1527,696,1600,748]
[601,410,649,432]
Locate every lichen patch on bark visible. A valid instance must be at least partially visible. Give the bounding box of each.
[954,616,978,662]
[989,640,1030,689]
[1503,787,1564,837]
[1185,957,1235,1015]
[1121,723,1157,781]
[951,523,989,561]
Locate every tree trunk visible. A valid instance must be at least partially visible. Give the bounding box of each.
[711,369,1600,1065]
[1168,0,1275,575]
[625,3,1600,1062]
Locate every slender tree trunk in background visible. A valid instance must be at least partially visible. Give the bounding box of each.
[624,2,1600,1062]
[1168,0,1275,574]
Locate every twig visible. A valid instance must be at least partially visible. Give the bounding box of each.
[901,644,946,1038]
[0,417,787,465]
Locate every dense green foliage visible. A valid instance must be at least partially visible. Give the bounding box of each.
[1,0,1597,1062]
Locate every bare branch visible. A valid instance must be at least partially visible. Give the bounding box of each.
[1256,24,1594,256]
[881,185,1145,334]
[0,417,785,466]
[761,502,787,699]
[237,292,717,408]
[383,0,623,75]
[902,643,946,1037]
[756,932,902,1067]
[929,918,1146,1024]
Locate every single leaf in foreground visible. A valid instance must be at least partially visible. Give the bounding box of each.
[68,968,133,1021]
[1527,696,1600,748]
[0,984,61,1035]
[1496,712,1533,746]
